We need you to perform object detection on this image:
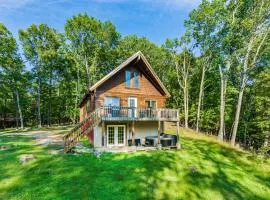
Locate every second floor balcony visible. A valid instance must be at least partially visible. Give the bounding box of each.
[98,106,179,122]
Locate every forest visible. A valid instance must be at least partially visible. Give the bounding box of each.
[0,0,269,155]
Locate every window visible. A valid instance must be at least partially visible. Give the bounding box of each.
[125,71,131,87]
[145,100,156,108]
[125,70,140,88]
[104,96,120,107]
[86,100,91,113]
[134,71,139,88]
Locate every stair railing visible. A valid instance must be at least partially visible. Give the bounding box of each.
[63,108,101,152]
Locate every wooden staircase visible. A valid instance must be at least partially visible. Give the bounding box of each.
[63,109,101,153]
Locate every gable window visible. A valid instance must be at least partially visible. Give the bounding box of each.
[125,71,131,87]
[134,71,139,88]
[125,70,140,88]
[145,100,156,109]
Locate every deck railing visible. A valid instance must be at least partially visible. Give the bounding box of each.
[100,106,179,121]
[63,107,179,152]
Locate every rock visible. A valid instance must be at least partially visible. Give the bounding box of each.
[19,154,35,164]
[37,138,51,146]
[188,165,198,174]
[0,146,10,150]
[74,144,94,154]
[93,150,102,158]
[49,150,61,155]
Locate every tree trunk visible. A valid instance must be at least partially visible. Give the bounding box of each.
[73,68,80,124]
[3,98,7,129]
[48,72,52,126]
[85,56,90,87]
[184,87,188,128]
[37,77,42,128]
[183,52,189,128]
[13,93,18,129]
[218,59,231,141]
[231,85,245,145]
[15,89,24,129]
[218,66,227,141]
[196,65,206,132]
[231,38,253,145]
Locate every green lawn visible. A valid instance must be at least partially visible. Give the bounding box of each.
[0,128,269,200]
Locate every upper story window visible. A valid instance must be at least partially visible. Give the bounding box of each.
[104,96,120,107]
[125,71,131,87]
[134,71,139,88]
[125,70,140,88]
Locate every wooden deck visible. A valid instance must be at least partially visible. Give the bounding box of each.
[63,107,180,153]
[100,106,179,122]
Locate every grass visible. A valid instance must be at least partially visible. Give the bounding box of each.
[0,127,269,200]
[0,125,72,135]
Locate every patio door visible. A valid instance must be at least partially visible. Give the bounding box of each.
[104,96,120,117]
[107,125,125,146]
[128,97,137,117]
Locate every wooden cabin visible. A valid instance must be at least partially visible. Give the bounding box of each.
[76,51,179,150]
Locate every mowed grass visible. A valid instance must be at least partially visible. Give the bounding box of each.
[0,128,269,200]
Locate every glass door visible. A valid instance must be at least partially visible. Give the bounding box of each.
[107,125,125,146]
[128,97,137,118]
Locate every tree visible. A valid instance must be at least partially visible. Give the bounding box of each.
[19,24,62,127]
[116,35,169,84]
[64,14,120,122]
[0,23,25,129]
[164,39,194,128]
[230,0,270,145]
[185,0,218,132]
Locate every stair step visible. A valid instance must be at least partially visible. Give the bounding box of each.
[63,109,101,153]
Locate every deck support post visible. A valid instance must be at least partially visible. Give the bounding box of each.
[132,121,135,146]
[176,120,181,149]
[102,121,105,146]
[158,120,161,145]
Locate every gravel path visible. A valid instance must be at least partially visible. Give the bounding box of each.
[6,131,64,148]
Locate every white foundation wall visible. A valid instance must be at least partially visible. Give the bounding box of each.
[93,121,159,147]
[128,121,158,140]
[93,126,102,147]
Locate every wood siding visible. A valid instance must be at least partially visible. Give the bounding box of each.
[95,64,166,108]
[80,93,95,121]
[80,63,167,121]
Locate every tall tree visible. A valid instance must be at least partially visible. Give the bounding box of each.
[64,14,120,122]
[0,23,25,129]
[231,0,270,145]
[164,39,193,128]
[185,0,218,132]
[19,24,61,127]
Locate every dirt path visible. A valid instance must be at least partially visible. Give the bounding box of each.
[5,131,64,148]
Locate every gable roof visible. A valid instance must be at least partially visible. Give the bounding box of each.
[80,51,170,107]
[89,51,170,96]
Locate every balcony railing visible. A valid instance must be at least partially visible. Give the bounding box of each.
[99,106,179,121]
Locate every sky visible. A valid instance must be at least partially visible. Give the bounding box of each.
[0,0,201,45]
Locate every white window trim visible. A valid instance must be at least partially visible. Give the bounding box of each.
[107,125,126,147]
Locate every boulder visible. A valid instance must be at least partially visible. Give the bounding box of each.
[19,154,35,164]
